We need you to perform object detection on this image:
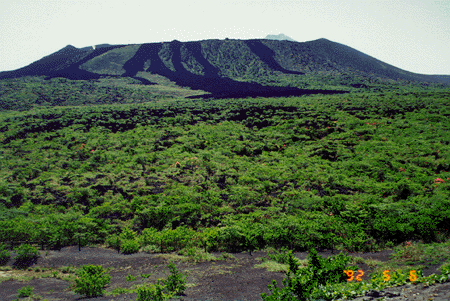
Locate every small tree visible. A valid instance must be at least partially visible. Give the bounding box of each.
[73,264,111,297]
[0,243,10,264]
[136,279,174,301]
[13,244,39,268]
[14,244,39,261]
[120,239,140,254]
[164,262,187,296]
[261,248,358,301]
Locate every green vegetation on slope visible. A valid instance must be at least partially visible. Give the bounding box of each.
[1,73,446,112]
[0,89,449,254]
[0,76,207,111]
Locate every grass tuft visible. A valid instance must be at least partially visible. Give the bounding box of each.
[254,260,289,272]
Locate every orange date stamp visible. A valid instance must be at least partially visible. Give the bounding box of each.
[344,269,418,282]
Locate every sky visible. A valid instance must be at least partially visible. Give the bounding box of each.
[0,0,449,75]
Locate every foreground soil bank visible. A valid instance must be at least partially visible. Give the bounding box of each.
[0,246,449,300]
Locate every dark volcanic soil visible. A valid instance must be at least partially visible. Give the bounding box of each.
[0,246,448,301]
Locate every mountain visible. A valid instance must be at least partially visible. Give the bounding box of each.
[265,33,297,42]
[1,38,449,100]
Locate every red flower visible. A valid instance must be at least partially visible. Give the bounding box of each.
[434,178,445,184]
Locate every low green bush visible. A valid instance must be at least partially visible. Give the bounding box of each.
[119,227,137,240]
[266,246,290,264]
[0,243,10,264]
[178,247,217,262]
[136,280,174,301]
[120,239,140,254]
[164,262,187,296]
[136,262,186,300]
[141,226,198,252]
[105,234,121,251]
[60,264,76,274]
[73,264,111,297]
[142,244,159,254]
[261,248,358,301]
[16,285,34,298]
[13,244,39,268]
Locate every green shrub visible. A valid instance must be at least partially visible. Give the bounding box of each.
[138,206,173,231]
[17,285,34,298]
[136,280,174,301]
[199,227,221,252]
[120,239,140,254]
[141,272,152,279]
[267,247,290,264]
[261,248,358,301]
[0,243,10,264]
[60,264,76,274]
[105,234,121,251]
[219,225,246,252]
[163,262,186,296]
[440,262,450,275]
[13,244,39,267]
[73,264,111,297]
[119,227,137,240]
[142,244,159,254]
[142,226,198,252]
[14,244,39,261]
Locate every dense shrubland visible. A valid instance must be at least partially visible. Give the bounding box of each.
[0,76,202,111]
[1,72,446,112]
[0,89,449,256]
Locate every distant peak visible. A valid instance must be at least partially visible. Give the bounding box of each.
[46,44,84,57]
[265,33,297,42]
[57,45,78,52]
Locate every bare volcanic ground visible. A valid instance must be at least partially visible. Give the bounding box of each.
[0,246,449,301]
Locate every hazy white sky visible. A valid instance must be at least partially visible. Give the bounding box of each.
[1,0,449,74]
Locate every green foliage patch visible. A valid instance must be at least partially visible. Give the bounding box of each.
[0,242,10,264]
[0,88,449,262]
[163,262,187,296]
[136,280,174,301]
[73,264,111,297]
[13,244,39,267]
[16,285,34,298]
[261,248,358,300]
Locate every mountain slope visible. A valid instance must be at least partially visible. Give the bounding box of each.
[0,44,125,80]
[261,38,450,84]
[0,38,449,95]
